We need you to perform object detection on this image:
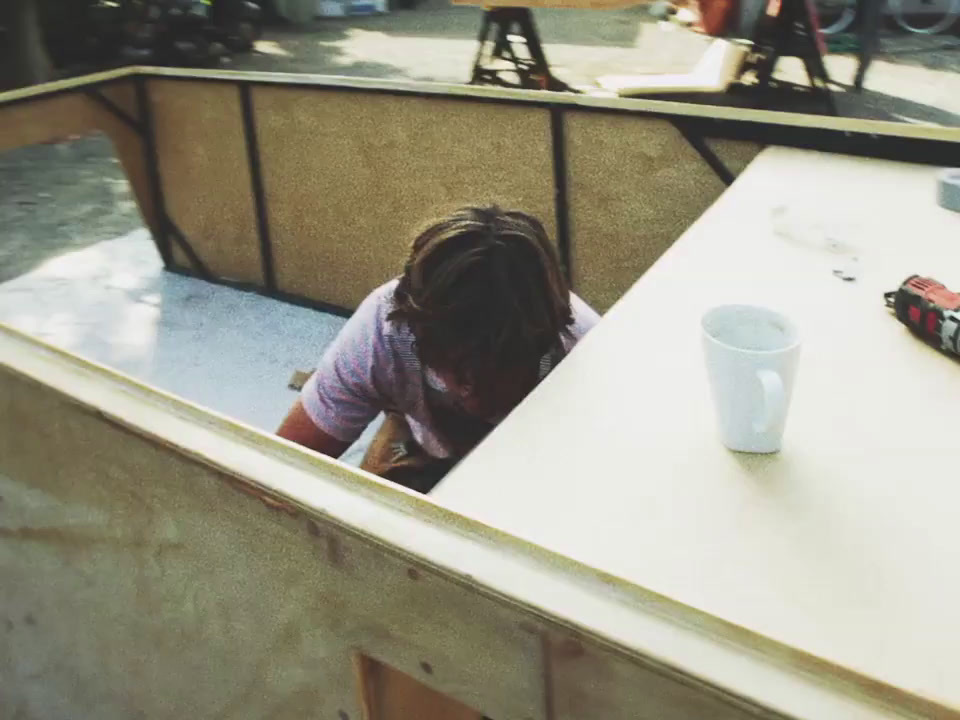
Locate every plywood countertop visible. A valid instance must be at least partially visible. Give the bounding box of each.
[435,146,960,714]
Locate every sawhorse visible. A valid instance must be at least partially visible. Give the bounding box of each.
[743,0,838,114]
[469,7,577,92]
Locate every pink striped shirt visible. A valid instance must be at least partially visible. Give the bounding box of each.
[301,279,600,458]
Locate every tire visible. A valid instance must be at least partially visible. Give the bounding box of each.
[224,21,260,51]
[816,0,857,34]
[889,0,960,33]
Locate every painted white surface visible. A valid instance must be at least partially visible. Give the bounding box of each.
[436,147,960,711]
[0,229,378,464]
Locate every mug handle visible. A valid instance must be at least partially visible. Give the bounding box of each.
[754,369,785,433]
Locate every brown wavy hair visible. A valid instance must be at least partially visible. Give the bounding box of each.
[389,206,573,395]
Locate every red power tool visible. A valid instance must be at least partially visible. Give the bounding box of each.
[885,276,960,357]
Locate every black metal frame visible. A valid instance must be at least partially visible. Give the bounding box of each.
[6,67,960,318]
[85,88,145,136]
[671,120,736,187]
[133,75,210,278]
[549,107,573,283]
[133,75,174,269]
[470,8,575,93]
[239,83,277,294]
[168,218,212,278]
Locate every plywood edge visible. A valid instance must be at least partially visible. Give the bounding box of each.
[0,321,944,720]
[5,67,959,147]
[127,67,960,145]
[0,67,137,106]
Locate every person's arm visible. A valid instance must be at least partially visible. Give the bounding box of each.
[276,398,352,458]
[276,285,391,459]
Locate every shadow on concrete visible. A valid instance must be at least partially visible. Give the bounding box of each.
[861,27,960,73]
[834,83,960,124]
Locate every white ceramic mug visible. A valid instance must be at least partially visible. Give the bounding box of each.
[701,305,800,453]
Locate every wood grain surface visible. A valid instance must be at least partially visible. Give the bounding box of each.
[2,323,893,720]
[435,146,960,717]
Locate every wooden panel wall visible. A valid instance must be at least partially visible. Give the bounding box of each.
[252,87,557,309]
[0,327,788,720]
[0,359,541,720]
[0,81,157,238]
[0,76,758,315]
[149,79,262,284]
[564,111,731,312]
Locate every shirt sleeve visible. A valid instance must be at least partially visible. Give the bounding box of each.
[568,292,602,341]
[299,288,390,443]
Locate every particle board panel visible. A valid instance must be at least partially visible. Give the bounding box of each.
[148,79,262,284]
[0,83,157,237]
[565,111,729,312]
[253,86,557,310]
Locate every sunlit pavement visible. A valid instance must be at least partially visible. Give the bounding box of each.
[228,2,960,125]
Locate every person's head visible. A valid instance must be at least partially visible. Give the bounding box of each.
[390,205,573,418]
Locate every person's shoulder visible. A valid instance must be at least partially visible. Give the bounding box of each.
[363,278,401,310]
[351,278,400,326]
[570,292,601,327]
[358,278,417,351]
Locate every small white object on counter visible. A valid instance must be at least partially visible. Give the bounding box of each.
[702,305,801,454]
[937,168,960,213]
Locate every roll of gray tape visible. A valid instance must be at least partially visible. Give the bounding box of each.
[938,169,960,213]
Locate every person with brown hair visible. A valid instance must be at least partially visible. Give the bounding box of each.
[277,205,600,493]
